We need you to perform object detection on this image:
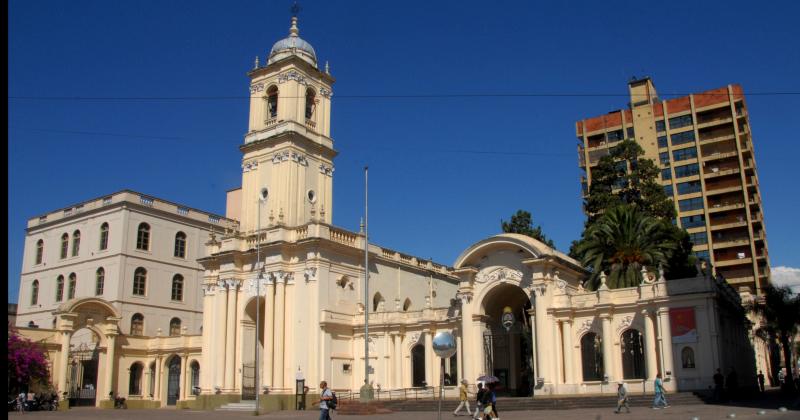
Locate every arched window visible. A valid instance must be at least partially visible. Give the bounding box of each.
[95,268,105,295]
[190,361,200,395]
[35,240,44,264]
[55,275,65,302]
[67,273,77,299]
[31,280,39,305]
[72,230,81,257]
[681,347,696,368]
[132,267,147,296]
[60,233,69,259]
[169,318,182,336]
[267,86,278,119]
[403,298,412,312]
[412,344,426,387]
[621,329,645,379]
[99,223,109,250]
[136,223,150,251]
[581,332,604,381]
[171,274,184,301]
[174,232,186,258]
[130,313,144,336]
[372,292,384,312]
[305,88,316,119]
[129,362,143,395]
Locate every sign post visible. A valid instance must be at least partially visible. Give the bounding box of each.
[433,331,457,420]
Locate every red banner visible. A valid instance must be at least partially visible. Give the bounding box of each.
[670,307,697,343]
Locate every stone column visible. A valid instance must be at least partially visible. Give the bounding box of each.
[393,333,403,388]
[528,309,538,381]
[57,330,72,395]
[642,309,658,380]
[424,329,433,386]
[561,320,574,384]
[224,280,239,392]
[601,315,614,383]
[274,274,286,388]
[214,282,227,391]
[534,296,547,382]
[200,284,214,393]
[154,356,162,403]
[104,333,117,398]
[264,278,275,387]
[657,308,675,381]
[457,292,475,382]
[180,354,189,401]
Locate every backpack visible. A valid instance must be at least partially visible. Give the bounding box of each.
[327,390,338,410]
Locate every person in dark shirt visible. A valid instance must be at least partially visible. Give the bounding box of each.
[472,383,485,420]
[757,370,766,393]
[713,369,725,401]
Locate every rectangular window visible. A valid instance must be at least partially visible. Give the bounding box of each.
[657,136,668,149]
[670,130,696,146]
[672,147,698,161]
[679,197,705,212]
[677,181,702,195]
[655,120,666,132]
[661,168,672,181]
[681,214,706,229]
[659,152,671,165]
[626,127,635,139]
[674,163,700,178]
[607,129,624,142]
[689,231,708,245]
[669,114,693,129]
[693,250,710,261]
[663,184,674,196]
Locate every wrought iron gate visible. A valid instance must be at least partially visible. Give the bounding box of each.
[67,343,98,407]
[241,363,256,400]
[482,328,534,396]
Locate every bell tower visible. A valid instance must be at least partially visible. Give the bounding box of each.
[238,15,336,232]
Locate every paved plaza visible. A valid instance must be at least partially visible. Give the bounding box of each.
[8,403,797,420]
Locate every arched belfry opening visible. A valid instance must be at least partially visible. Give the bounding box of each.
[481,283,534,397]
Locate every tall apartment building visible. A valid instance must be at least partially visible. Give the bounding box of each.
[575,78,770,294]
[16,190,238,336]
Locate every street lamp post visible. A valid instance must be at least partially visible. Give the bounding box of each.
[255,187,268,414]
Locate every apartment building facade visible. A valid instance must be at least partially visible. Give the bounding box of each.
[575,78,770,294]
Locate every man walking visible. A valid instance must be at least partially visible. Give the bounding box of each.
[713,368,725,401]
[652,373,669,409]
[472,382,485,420]
[614,381,630,414]
[453,379,472,416]
[318,381,333,420]
[757,370,766,393]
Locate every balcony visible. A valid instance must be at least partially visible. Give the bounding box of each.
[305,119,317,130]
[700,133,736,145]
[704,167,740,179]
[708,202,745,213]
[713,237,751,249]
[715,256,753,267]
[696,116,733,129]
[701,150,738,162]
[710,220,748,231]
[705,185,742,196]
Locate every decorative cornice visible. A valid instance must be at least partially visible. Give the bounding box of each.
[277,70,308,85]
[616,315,634,333]
[319,87,333,98]
[475,267,523,284]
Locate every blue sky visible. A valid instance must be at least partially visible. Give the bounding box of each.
[8,0,800,302]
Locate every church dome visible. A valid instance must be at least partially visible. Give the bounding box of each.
[268,16,317,68]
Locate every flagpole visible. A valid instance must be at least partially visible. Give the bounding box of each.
[363,165,370,396]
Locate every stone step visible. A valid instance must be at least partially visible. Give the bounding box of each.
[216,401,257,411]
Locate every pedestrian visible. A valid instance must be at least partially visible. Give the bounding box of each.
[757,370,766,393]
[713,368,725,401]
[472,382,485,420]
[485,383,498,420]
[17,391,26,413]
[777,369,785,386]
[453,379,472,416]
[317,380,333,420]
[652,373,669,409]
[614,381,630,414]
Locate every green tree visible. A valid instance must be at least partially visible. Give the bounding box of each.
[584,139,675,223]
[751,286,800,393]
[575,205,676,290]
[501,210,555,248]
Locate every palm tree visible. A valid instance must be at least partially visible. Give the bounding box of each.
[752,286,800,393]
[575,205,676,290]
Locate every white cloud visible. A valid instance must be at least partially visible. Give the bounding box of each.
[770,266,800,291]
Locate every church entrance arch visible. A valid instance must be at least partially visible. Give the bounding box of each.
[67,328,100,407]
[241,297,265,400]
[481,283,533,397]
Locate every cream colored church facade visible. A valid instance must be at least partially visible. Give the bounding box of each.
[13,16,771,410]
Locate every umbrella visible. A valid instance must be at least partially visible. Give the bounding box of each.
[477,375,499,383]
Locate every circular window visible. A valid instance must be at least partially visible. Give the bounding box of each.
[307,189,317,203]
